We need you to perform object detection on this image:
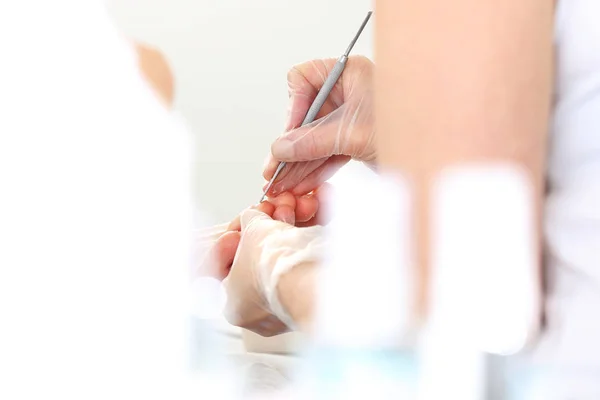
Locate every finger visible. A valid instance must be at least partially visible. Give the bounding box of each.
[290,155,349,196]
[227,202,275,232]
[264,61,350,185]
[268,192,296,225]
[283,56,373,145]
[207,231,241,280]
[240,208,273,231]
[312,182,335,225]
[295,194,319,223]
[194,222,229,243]
[262,155,281,182]
[286,90,339,131]
[262,154,279,181]
[287,59,344,107]
[226,217,240,232]
[273,59,347,184]
[273,205,295,225]
[267,191,296,209]
[285,58,343,131]
[271,112,343,163]
[263,158,327,196]
[296,183,334,227]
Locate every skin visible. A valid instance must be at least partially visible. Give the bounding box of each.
[375,0,554,319]
[131,39,320,333]
[208,188,331,336]
[219,0,555,333]
[250,0,555,332]
[262,56,375,196]
[134,42,174,107]
[207,186,330,282]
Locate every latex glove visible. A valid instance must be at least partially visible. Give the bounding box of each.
[193,187,330,281]
[263,56,375,196]
[222,208,324,337]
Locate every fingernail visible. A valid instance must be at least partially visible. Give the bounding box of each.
[272,139,294,160]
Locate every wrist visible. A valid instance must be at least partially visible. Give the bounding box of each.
[274,262,317,332]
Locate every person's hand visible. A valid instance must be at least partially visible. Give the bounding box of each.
[262,56,375,196]
[222,208,323,337]
[194,186,330,281]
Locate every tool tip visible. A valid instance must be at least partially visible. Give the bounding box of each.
[344,11,374,57]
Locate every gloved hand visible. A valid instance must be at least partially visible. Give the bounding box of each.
[222,208,324,337]
[193,187,331,281]
[263,56,375,196]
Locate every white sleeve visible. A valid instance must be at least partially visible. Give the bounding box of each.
[0,3,198,399]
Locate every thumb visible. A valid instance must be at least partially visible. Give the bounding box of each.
[271,112,343,162]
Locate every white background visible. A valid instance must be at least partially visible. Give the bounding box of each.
[107,0,374,223]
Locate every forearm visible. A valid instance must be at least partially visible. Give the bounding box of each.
[375,0,554,317]
[276,262,318,332]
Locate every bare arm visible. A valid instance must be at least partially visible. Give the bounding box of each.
[374,0,554,316]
